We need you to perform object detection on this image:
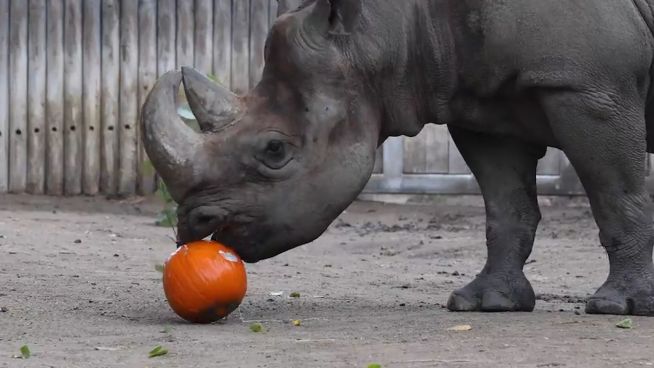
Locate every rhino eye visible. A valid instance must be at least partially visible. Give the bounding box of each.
[258,139,291,170]
[266,140,285,156]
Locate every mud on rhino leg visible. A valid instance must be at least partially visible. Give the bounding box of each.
[540,89,654,316]
[447,127,545,312]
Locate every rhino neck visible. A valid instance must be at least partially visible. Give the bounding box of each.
[351,0,457,141]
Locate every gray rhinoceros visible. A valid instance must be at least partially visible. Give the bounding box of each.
[141,0,654,316]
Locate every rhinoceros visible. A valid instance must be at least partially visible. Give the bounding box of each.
[141,0,654,316]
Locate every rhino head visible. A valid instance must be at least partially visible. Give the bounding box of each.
[141,0,380,262]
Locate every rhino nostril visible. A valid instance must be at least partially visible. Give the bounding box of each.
[197,215,214,225]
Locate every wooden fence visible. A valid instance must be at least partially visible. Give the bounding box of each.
[0,0,279,196]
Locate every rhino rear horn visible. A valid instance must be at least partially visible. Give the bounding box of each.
[181,67,242,133]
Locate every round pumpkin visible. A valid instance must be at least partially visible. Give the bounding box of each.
[163,240,247,323]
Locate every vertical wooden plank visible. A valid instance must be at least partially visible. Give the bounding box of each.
[231,0,249,93]
[249,0,268,87]
[0,0,8,192]
[63,0,83,195]
[27,0,47,194]
[82,0,102,195]
[157,0,176,76]
[101,0,119,194]
[403,124,449,174]
[176,0,194,68]
[536,148,561,176]
[213,0,231,85]
[8,0,28,193]
[138,0,157,194]
[269,0,278,26]
[46,0,64,195]
[119,0,139,195]
[194,0,212,74]
[448,135,471,174]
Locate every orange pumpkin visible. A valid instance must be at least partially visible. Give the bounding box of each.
[163,240,247,323]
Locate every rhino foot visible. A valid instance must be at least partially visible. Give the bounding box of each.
[586,268,654,316]
[447,272,535,312]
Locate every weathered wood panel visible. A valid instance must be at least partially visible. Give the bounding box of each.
[118,0,139,195]
[231,0,250,93]
[176,0,194,68]
[64,0,83,195]
[46,0,65,195]
[194,0,213,74]
[138,0,157,194]
[213,0,232,85]
[0,0,9,192]
[403,124,449,174]
[249,0,269,87]
[9,0,28,193]
[157,0,176,76]
[100,0,120,194]
[27,0,47,194]
[269,0,278,25]
[82,0,102,195]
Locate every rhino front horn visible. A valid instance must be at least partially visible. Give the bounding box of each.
[141,71,204,202]
[181,67,243,133]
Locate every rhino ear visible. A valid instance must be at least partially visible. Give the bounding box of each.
[312,0,362,35]
[323,0,361,35]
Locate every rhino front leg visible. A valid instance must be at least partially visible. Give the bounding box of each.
[540,89,654,316]
[447,127,545,312]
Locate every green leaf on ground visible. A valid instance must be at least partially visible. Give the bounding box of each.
[616,318,633,329]
[290,292,301,298]
[148,345,168,358]
[367,364,382,368]
[160,326,173,334]
[154,264,165,273]
[20,345,30,359]
[250,323,264,333]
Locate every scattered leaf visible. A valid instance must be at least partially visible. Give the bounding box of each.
[292,320,301,327]
[447,324,473,332]
[616,318,633,329]
[20,345,31,359]
[154,264,165,273]
[290,292,301,298]
[148,345,168,358]
[367,364,382,368]
[250,323,264,333]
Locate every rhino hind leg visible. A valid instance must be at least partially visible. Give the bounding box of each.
[540,89,654,316]
[446,127,545,312]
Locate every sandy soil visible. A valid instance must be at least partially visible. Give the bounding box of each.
[1,194,654,368]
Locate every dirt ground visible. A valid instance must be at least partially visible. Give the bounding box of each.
[1,194,654,368]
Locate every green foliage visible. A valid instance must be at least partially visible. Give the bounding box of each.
[19,345,31,359]
[367,364,382,368]
[249,323,264,333]
[155,181,178,228]
[290,292,301,298]
[148,345,168,358]
[616,318,633,329]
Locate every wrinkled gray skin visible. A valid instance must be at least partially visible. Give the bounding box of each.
[142,0,654,316]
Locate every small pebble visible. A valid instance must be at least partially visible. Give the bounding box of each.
[113,254,119,257]
[0,307,8,313]
[74,239,82,244]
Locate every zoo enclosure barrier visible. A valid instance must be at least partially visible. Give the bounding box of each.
[1,0,652,197]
